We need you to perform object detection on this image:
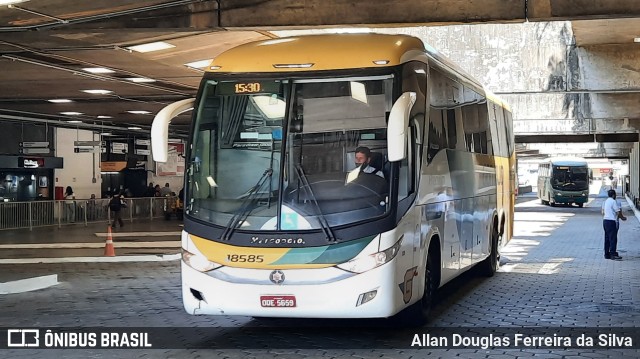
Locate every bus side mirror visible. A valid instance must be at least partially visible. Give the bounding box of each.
[151,98,195,162]
[387,92,416,162]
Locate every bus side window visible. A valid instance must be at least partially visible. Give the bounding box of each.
[399,61,425,200]
[427,109,446,163]
[398,125,417,200]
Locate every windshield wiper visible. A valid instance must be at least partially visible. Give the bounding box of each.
[294,164,337,242]
[221,168,273,241]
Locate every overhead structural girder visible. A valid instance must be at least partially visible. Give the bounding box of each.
[516,133,640,144]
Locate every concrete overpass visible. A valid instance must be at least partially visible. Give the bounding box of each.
[0,0,639,199]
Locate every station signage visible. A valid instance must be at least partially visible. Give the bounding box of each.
[111,142,128,154]
[135,149,150,156]
[18,157,45,168]
[19,141,50,148]
[74,147,99,153]
[19,148,50,154]
[100,161,127,172]
[74,141,101,147]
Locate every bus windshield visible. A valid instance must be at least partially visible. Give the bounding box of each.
[552,166,588,191]
[187,75,394,232]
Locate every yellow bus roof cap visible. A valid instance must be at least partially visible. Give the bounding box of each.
[207,33,426,73]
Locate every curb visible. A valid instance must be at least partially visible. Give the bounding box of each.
[0,274,59,294]
[624,195,640,224]
[0,253,181,265]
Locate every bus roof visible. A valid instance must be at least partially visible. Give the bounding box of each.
[546,157,588,167]
[206,33,426,73]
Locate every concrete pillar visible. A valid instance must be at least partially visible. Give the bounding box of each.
[630,142,640,208]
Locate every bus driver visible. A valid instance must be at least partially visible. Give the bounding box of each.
[354,146,384,178]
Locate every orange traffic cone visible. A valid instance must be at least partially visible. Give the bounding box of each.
[104,225,116,257]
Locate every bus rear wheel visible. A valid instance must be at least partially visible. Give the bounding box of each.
[478,224,499,277]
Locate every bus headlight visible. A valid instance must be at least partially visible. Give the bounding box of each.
[337,238,403,273]
[182,250,221,272]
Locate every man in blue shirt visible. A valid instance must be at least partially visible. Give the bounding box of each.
[602,189,627,260]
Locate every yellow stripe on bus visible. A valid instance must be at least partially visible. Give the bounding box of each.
[190,235,334,269]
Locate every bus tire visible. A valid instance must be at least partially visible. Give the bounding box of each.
[578,203,584,208]
[478,224,499,277]
[549,193,555,207]
[402,251,437,326]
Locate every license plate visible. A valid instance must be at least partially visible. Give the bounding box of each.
[260,295,297,308]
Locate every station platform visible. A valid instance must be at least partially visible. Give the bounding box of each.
[0,219,181,268]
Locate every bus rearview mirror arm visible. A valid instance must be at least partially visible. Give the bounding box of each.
[151,98,195,162]
[387,92,416,162]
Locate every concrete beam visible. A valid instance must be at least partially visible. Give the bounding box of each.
[218,0,526,28]
[220,1,640,28]
[67,2,219,29]
[516,133,640,143]
[528,0,640,21]
[61,1,640,30]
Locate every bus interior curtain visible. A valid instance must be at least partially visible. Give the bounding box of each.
[221,96,249,147]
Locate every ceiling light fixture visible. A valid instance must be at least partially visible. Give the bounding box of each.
[97,115,112,119]
[184,59,213,69]
[82,89,113,95]
[1,0,28,5]
[48,99,73,103]
[634,37,640,43]
[60,112,83,116]
[127,110,151,115]
[82,67,115,74]
[126,77,156,83]
[66,120,83,124]
[127,41,175,53]
[127,126,142,130]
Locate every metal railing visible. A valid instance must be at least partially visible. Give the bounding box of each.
[0,197,181,231]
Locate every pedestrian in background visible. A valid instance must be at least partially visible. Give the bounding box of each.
[64,186,76,223]
[160,183,172,197]
[602,189,626,260]
[109,193,126,228]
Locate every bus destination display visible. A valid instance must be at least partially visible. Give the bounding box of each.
[216,81,281,95]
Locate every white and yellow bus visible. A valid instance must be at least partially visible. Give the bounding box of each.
[152,33,515,324]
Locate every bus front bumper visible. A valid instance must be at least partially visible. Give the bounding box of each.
[181,259,408,319]
[553,193,588,204]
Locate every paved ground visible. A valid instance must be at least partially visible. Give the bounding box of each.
[0,185,639,358]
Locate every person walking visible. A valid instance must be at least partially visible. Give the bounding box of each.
[64,186,76,223]
[602,189,626,260]
[611,176,618,191]
[109,193,126,228]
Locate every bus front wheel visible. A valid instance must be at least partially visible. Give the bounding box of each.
[402,251,437,326]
